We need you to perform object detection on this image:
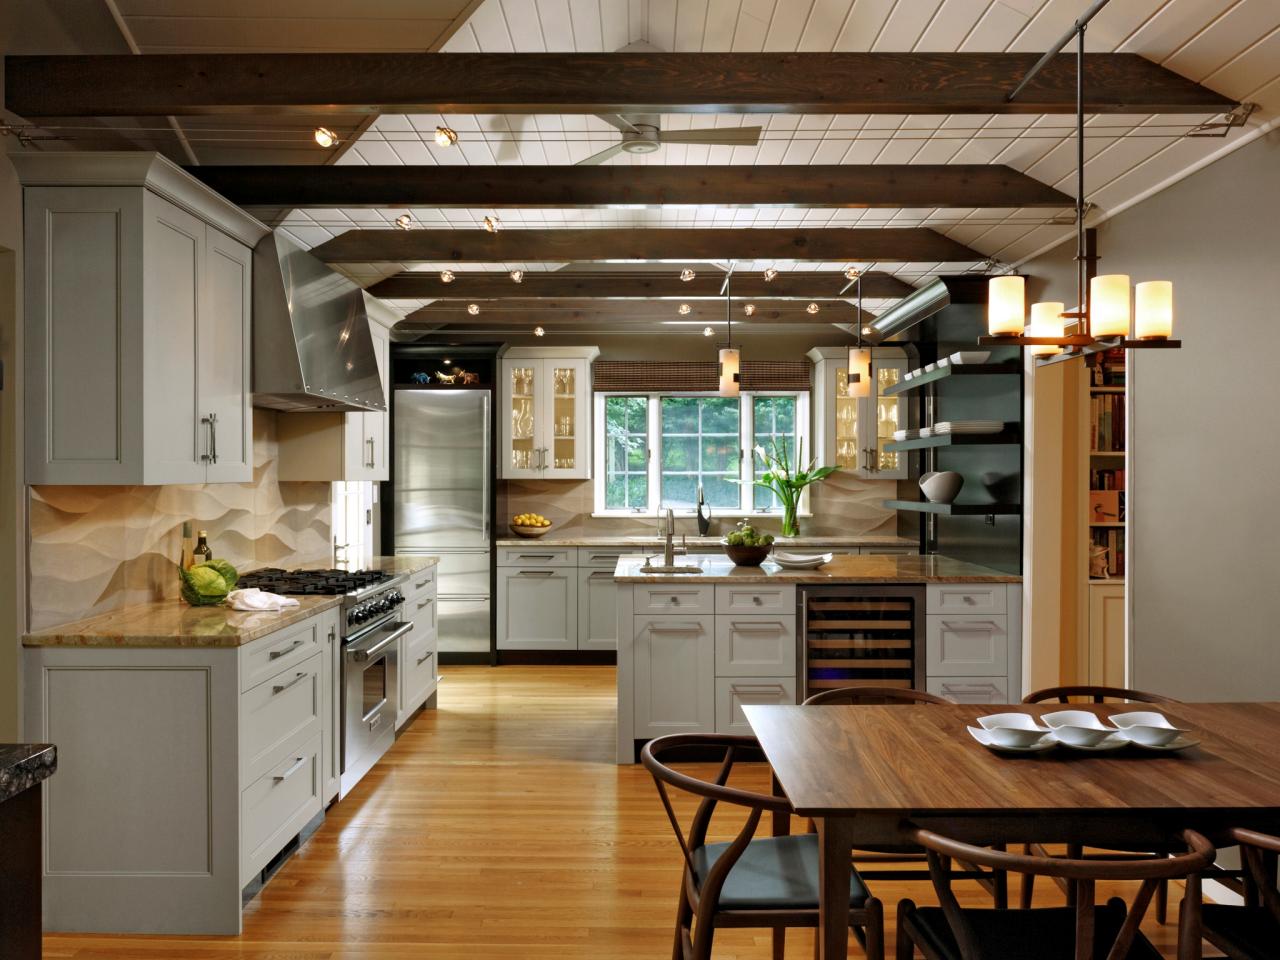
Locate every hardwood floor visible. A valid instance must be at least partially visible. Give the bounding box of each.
[45,665,1196,958]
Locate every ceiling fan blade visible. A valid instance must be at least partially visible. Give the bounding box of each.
[657,126,764,147]
[598,114,641,134]
[575,141,629,166]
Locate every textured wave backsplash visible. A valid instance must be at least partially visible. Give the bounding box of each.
[28,412,332,631]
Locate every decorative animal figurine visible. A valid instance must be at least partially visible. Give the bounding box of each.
[434,370,457,385]
[458,371,480,385]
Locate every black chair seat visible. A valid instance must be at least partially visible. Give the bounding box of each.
[692,833,871,911]
[1203,903,1280,959]
[903,900,1163,960]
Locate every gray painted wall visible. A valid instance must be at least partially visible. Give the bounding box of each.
[1025,132,1280,700]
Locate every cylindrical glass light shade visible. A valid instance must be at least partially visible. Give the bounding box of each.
[1026,301,1065,357]
[988,276,1026,336]
[847,346,872,398]
[1090,274,1131,338]
[718,347,741,398]
[1134,280,1173,339]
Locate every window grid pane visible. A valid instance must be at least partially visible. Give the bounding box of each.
[753,396,798,511]
[604,396,648,511]
[660,397,740,510]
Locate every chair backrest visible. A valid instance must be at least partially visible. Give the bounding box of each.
[803,685,951,706]
[909,825,1215,960]
[641,734,791,910]
[1231,828,1280,925]
[1022,684,1180,705]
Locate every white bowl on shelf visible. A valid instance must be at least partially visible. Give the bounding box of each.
[949,351,992,365]
[919,471,964,504]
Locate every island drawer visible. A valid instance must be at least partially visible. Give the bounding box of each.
[926,584,1007,616]
[925,615,1009,677]
[403,565,437,603]
[715,677,798,735]
[715,616,797,677]
[716,584,796,616]
[240,615,325,693]
[240,734,322,885]
[926,676,1010,704]
[633,584,715,615]
[497,546,575,568]
[239,651,323,784]
[407,591,438,632]
[578,548,627,569]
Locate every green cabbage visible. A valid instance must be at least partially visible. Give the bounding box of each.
[201,558,238,589]
[178,563,229,606]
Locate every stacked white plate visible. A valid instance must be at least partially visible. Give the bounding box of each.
[892,429,920,442]
[771,551,833,570]
[933,420,1004,435]
[919,427,934,438]
[949,351,992,365]
[924,362,937,372]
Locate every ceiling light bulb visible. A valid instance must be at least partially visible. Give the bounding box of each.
[763,267,778,282]
[1090,274,1131,338]
[678,303,692,316]
[743,303,756,317]
[1134,280,1173,340]
[1026,301,1066,357]
[987,276,1026,336]
[806,302,820,315]
[861,325,873,336]
[510,270,524,283]
[434,125,458,147]
[680,268,696,282]
[533,326,545,337]
[440,270,455,283]
[483,216,501,233]
[394,214,412,230]
[467,303,480,316]
[313,126,338,148]
[703,326,714,337]
[844,267,861,281]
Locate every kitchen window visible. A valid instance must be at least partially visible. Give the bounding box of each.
[593,392,809,518]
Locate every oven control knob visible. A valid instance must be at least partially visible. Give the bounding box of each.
[387,590,404,607]
[346,609,358,625]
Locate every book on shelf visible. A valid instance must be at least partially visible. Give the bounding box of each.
[1091,347,1127,387]
[1090,526,1126,577]
[1089,393,1126,451]
[1090,467,1125,490]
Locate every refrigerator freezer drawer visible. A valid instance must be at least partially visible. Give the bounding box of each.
[437,597,491,656]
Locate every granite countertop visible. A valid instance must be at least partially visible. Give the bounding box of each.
[0,744,56,803]
[497,535,916,549]
[24,556,440,649]
[613,552,1021,584]
[338,556,439,578]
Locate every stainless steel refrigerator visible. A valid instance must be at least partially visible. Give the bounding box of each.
[393,389,492,657]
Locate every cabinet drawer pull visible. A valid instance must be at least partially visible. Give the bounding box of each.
[268,639,305,660]
[588,571,615,580]
[752,595,763,605]
[518,570,556,577]
[940,620,1003,631]
[271,671,308,695]
[728,621,786,632]
[589,554,621,562]
[517,554,555,560]
[416,652,433,667]
[647,622,704,633]
[732,683,788,692]
[417,597,434,609]
[272,756,307,784]
[415,576,433,590]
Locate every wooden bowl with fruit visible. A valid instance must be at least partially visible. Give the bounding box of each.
[510,513,553,538]
[721,522,775,567]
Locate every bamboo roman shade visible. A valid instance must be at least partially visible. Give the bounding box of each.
[592,361,811,393]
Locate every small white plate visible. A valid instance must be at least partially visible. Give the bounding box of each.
[937,357,951,367]
[968,726,1057,754]
[924,362,937,372]
[950,351,992,365]
[1131,734,1201,752]
[904,370,916,380]
[771,552,833,570]
[1050,732,1129,752]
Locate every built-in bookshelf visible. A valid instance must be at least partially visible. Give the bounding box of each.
[1088,347,1126,580]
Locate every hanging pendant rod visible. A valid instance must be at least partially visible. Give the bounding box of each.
[1005,0,1113,104]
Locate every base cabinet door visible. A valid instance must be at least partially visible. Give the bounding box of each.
[925,615,1009,677]
[926,676,1009,704]
[497,568,577,650]
[715,677,797,735]
[633,615,715,737]
[240,735,322,885]
[578,569,619,651]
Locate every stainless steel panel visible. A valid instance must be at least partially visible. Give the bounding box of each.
[437,597,491,655]
[397,549,490,598]
[394,390,491,550]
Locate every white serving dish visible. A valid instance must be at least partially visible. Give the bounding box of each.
[1108,711,1190,747]
[968,726,1056,754]
[919,470,964,504]
[937,357,950,367]
[904,370,915,380]
[1043,710,1120,747]
[924,362,937,372]
[976,713,1051,749]
[771,551,833,570]
[949,351,992,365]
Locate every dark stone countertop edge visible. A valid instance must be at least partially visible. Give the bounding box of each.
[0,744,57,803]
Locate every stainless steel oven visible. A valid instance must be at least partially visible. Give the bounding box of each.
[341,614,409,798]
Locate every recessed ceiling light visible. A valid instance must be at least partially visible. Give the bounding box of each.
[743,303,756,316]
[533,326,545,337]
[313,126,339,148]
[678,303,692,315]
[434,125,458,147]
[680,268,696,282]
[394,214,412,230]
[440,270,455,283]
[861,325,873,335]
[467,303,480,315]
[763,267,778,282]
[483,216,501,233]
[807,302,820,315]
[844,267,860,280]
[702,326,714,337]
[510,270,524,283]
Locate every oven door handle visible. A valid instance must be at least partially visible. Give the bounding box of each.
[347,621,412,661]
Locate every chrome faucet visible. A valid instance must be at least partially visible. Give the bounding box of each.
[661,508,687,567]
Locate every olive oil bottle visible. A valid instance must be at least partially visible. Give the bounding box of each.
[193,530,213,565]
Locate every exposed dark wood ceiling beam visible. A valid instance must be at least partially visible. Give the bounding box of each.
[368,270,914,300]
[402,298,872,327]
[314,228,979,264]
[189,164,1072,210]
[6,53,1234,117]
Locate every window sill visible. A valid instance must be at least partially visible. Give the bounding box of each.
[590,511,814,521]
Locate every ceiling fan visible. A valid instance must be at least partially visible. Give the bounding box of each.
[575,113,763,165]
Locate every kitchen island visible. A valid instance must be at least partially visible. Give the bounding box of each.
[1,744,56,960]
[614,553,1022,762]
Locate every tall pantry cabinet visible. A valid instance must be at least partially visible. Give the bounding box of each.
[17,153,267,485]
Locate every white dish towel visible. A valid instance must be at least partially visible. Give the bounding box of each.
[226,588,301,612]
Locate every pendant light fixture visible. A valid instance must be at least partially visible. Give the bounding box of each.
[847,273,871,399]
[719,264,741,398]
[979,3,1180,359]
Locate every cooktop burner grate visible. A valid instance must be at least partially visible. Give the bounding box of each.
[236,568,394,596]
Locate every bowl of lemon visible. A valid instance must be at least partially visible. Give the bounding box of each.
[510,513,553,538]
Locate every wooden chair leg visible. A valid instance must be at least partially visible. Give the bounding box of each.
[991,844,1008,909]
[1177,875,1203,960]
[773,926,786,960]
[895,899,916,960]
[672,881,693,960]
[862,897,885,960]
[1020,845,1036,909]
[1156,877,1169,924]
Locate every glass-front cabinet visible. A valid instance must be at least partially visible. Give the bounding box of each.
[499,347,599,480]
[807,346,908,480]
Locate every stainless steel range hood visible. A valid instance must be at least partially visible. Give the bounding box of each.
[252,231,386,413]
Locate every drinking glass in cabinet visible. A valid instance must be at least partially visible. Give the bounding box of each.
[554,368,575,396]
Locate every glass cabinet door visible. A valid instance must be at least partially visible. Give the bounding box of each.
[544,362,581,477]
[508,363,537,475]
[872,359,907,479]
[833,367,861,471]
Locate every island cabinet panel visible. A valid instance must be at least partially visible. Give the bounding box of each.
[925,615,1010,677]
[634,584,715,616]
[398,568,439,728]
[579,568,621,651]
[497,567,577,651]
[926,583,1007,616]
[923,582,1022,703]
[926,676,1010,704]
[239,650,323,786]
[715,584,796,615]
[633,614,717,736]
[715,677,798,735]
[715,616,798,676]
[239,615,325,692]
[239,735,322,884]
[317,608,341,806]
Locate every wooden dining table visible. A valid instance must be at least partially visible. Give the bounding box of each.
[744,701,1280,960]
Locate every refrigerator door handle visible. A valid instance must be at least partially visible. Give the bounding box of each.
[481,392,492,542]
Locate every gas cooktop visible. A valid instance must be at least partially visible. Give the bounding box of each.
[237,568,394,596]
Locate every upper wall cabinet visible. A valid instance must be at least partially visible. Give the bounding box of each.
[499,347,599,481]
[18,153,267,485]
[808,346,908,480]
